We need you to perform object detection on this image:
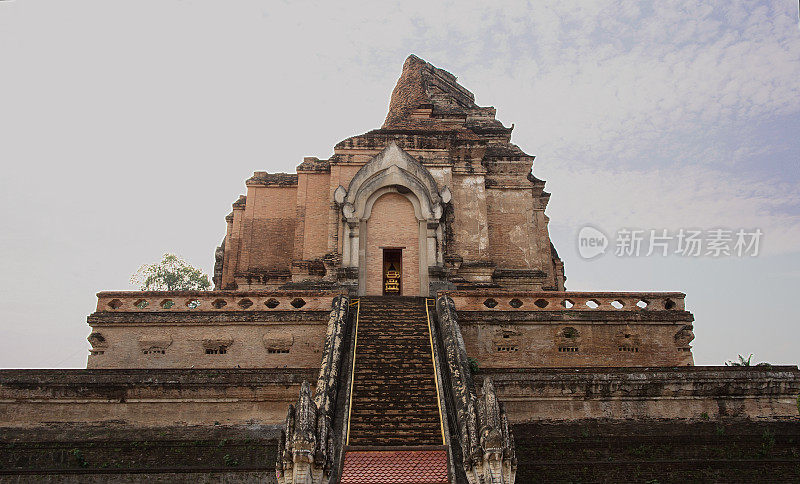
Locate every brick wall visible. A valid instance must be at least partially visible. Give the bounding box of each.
[486,188,537,269]
[0,369,315,428]
[2,421,797,481]
[512,420,800,482]
[449,174,489,262]
[480,366,800,422]
[460,320,694,368]
[365,193,420,296]
[87,292,341,369]
[221,204,244,289]
[87,320,328,369]
[2,421,798,481]
[297,173,332,261]
[446,292,695,367]
[0,425,279,482]
[240,186,296,272]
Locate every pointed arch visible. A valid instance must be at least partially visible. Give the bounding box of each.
[338,142,446,220]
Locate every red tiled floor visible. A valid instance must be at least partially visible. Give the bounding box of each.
[340,449,449,484]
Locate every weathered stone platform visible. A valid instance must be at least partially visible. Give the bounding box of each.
[1,367,796,425]
[86,289,697,369]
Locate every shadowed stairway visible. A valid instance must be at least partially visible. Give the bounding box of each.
[341,296,449,483]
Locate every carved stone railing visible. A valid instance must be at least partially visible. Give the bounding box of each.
[436,295,516,484]
[276,294,350,484]
[443,290,686,312]
[95,290,345,313]
[277,382,333,484]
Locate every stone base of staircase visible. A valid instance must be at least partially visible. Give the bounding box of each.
[340,446,449,484]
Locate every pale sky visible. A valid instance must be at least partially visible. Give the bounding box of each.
[1,1,798,367]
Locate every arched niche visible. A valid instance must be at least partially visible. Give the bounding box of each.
[335,142,450,296]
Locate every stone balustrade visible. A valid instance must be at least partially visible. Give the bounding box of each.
[98,290,687,313]
[441,291,686,312]
[96,290,346,313]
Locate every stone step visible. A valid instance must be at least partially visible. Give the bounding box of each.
[352,375,435,382]
[353,360,432,368]
[350,414,440,423]
[347,297,442,446]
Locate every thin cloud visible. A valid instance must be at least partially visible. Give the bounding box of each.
[541,163,800,256]
[0,0,798,369]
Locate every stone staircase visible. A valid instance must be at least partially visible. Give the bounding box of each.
[347,296,444,446]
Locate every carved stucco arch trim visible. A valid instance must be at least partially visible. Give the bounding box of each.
[336,142,449,222]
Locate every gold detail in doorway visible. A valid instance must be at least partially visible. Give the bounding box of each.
[383,248,402,294]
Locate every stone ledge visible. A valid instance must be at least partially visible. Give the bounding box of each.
[95,290,345,313]
[479,366,800,421]
[0,368,318,387]
[479,366,800,388]
[457,310,694,323]
[480,365,799,375]
[442,290,689,312]
[88,311,331,324]
[443,290,687,297]
[0,369,320,428]
[245,172,298,187]
[97,290,344,296]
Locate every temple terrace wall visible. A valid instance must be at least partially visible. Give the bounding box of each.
[479,366,800,422]
[0,369,314,428]
[87,290,344,369]
[443,291,696,367]
[88,290,696,369]
[0,367,796,430]
[2,420,798,481]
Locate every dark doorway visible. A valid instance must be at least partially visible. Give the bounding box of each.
[383,248,402,295]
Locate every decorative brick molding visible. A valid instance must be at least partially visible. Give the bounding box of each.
[96,290,345,313]
[442,290,687,312]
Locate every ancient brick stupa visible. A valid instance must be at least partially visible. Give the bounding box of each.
[2,55,798,483]
[213,53,566,297]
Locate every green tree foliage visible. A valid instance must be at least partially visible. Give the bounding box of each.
[130,253,211,291]
[725,354,771,367]
[468,357,480,374]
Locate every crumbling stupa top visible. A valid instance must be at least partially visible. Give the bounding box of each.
[381,55,509,134]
